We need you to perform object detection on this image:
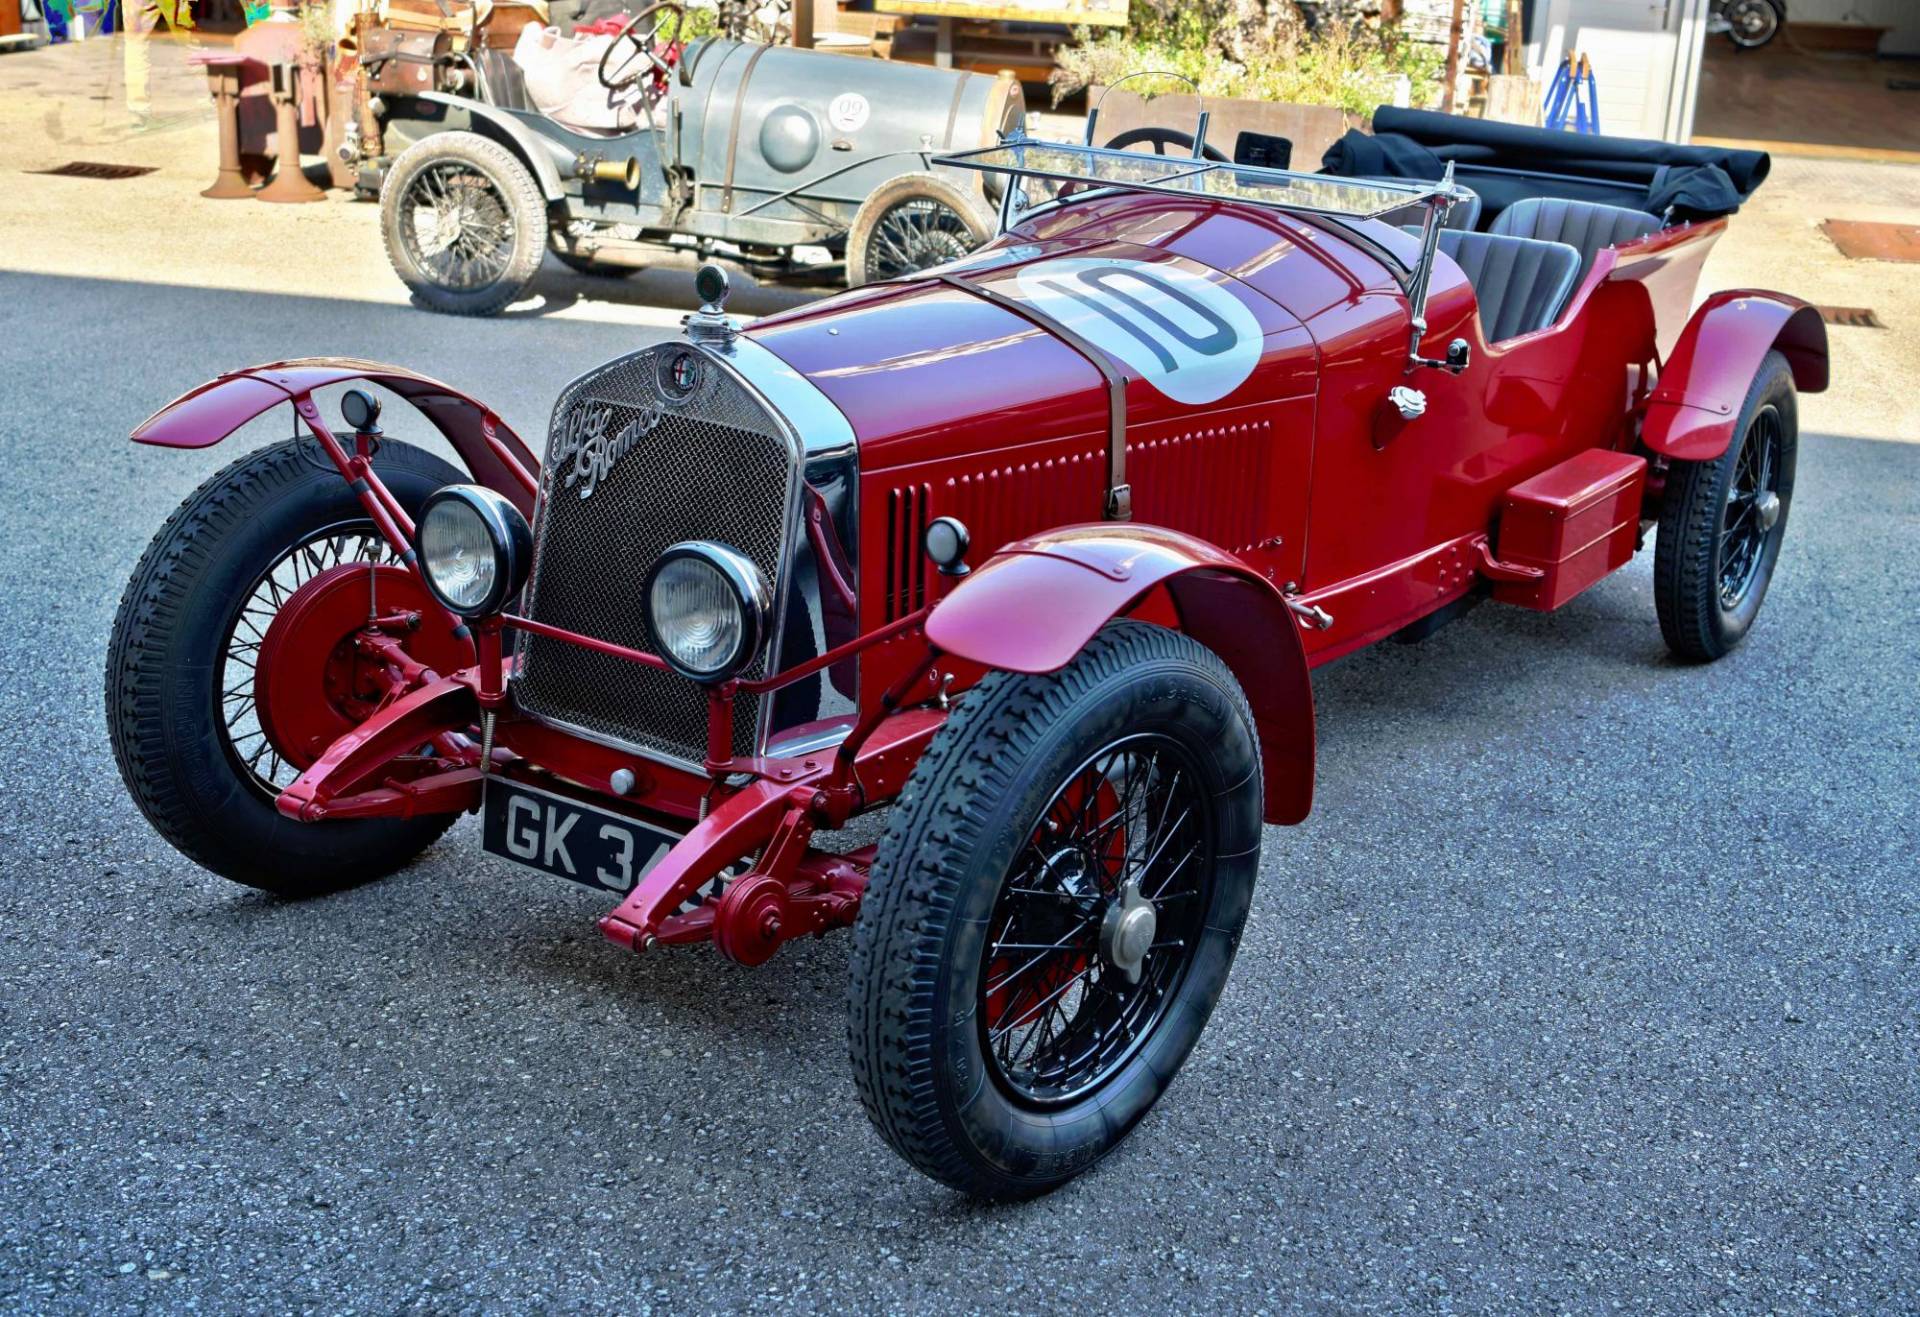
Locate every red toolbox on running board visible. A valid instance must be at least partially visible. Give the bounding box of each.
[1493,448,1647,610]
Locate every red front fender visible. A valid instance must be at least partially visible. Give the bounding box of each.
[1642,292,1828,463]
[926,524,1316,826]
[131,358,541,517]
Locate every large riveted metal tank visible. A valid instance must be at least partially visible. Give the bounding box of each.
[672,38,1024,241]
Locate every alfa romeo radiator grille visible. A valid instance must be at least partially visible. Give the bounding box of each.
[513,344,796,764]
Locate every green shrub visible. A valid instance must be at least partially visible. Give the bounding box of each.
[1053,1,1441,115]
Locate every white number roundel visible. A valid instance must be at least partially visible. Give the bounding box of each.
[1012,256,1261,405]
[827,92,870,133]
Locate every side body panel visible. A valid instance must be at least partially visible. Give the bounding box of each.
[1289,218,1725,661]
[750,197,1322,707]
[682,41,1014,221]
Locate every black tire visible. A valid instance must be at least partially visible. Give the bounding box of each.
[848,621,1264,1198]
[1653,350,1798,661]
[380,131,548,317]
[1724,0,1782,48]
[106,439,467,896]
[845,172,993,287]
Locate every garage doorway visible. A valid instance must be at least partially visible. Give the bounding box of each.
[1692,27,1920,160]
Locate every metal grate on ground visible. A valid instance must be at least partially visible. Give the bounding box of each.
[27,162,157,181]
[1815,305,1885,329]
[1821,220,1920,263]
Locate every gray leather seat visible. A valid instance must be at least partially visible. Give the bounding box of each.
[1489,197,1662,283]
[1435,230,1581,343]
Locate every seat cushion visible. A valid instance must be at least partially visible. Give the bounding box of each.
[1435,230,1582,343]
[1489,197,1661,282]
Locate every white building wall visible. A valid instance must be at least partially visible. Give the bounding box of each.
[1527,0,1711,141]
[1788,0,1920,54]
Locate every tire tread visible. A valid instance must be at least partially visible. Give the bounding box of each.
[105,440,462,893]
[846,621,1255,1196]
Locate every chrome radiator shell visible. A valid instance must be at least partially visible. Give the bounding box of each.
[512,341,802,766]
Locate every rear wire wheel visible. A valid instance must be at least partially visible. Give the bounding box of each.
[848,621,1263,1198]
[106,439,467,895]
[1653,349,1798,660]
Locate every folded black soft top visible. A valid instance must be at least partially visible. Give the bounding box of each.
[1323,106,1770,222]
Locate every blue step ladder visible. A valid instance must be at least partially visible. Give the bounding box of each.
[1543,51,1601,134]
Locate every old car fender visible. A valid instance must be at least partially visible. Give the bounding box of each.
[925,524,1316,826]
[130,358,541,519]
[404,93,573,204]
[1642,291,1828,463]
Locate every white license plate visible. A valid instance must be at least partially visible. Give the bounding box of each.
[481,779,683,896]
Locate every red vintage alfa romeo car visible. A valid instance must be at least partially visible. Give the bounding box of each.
[108,108,1826,1198]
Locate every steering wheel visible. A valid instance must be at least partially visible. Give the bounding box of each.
[1103,127,1229,163]
[597,1,687,94]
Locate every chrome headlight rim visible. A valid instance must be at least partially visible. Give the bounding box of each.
[642,540,773,684]
[417,484,533,619]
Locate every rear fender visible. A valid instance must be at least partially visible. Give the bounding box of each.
[131,358,541,518]
[401,94,573,205]
[925,524,1315,825]
[1642,291,1828,463]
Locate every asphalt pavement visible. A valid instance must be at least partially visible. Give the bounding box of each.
[0,263,1915,1315]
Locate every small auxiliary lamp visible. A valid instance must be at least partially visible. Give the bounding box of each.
[339,388,383,456]
[924,516,971,578]
[340,387,382,436]
[685,263,737,343]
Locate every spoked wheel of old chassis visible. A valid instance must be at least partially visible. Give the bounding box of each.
[105,439,470,896]
[381,132,548,317]
[846,172,993,286]
[849,622,1263,1198]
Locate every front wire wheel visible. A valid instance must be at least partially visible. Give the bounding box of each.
[982,734,1211,1104]
[846,172,993,286]
[220,522,400,798]
[849,621,1264,1198]
[380,132,548,316]
[106,439,468,895]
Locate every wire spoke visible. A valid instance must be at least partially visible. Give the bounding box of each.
[977,734,1213,1103]
[216,518,390,798]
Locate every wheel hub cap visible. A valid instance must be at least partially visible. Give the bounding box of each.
[1099,882,1158,985]
[1755,490,1781,532]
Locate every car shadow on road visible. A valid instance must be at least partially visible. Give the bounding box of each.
[488,259,833,321]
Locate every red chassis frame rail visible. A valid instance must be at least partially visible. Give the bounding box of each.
[251,387,952,964]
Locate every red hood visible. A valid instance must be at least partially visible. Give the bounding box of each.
[744,194,1383,470]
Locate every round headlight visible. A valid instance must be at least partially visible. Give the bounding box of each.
[417,485,532,618]
[643,542,771,682]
